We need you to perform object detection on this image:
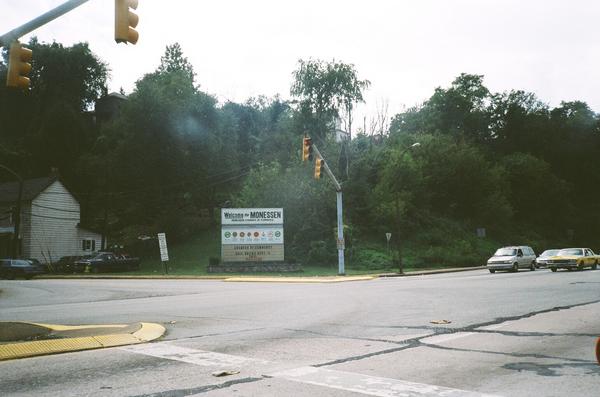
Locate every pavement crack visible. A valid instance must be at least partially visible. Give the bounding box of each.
[469,329,599,338]
[313,299,600,368]
[422,341,594,363]
[282,327,407,345]
[313,343,418,367]
[126,376,263,397]
[502,361,600,377]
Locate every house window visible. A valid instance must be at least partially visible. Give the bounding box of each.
[82,239,96,251]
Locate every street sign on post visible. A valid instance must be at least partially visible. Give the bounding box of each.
[157,232,169,274]
[386,233,392,254]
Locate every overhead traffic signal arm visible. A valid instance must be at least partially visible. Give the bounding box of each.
[6,41,32,89]
[115,0,139,44]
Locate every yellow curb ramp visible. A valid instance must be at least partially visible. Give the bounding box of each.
[223,275,376,283]
[0,322,165,361]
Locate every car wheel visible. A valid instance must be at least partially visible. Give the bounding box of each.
[550,267,557,272]
[489,269,495,274]
[530,262,536,271]
[512,263,518,272]
[24,275,34,280]
[592,261,598,270]
[577,263,584,271]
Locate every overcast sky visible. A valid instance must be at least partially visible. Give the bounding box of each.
[3,0,600,127]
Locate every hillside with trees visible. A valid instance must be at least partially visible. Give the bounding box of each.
[2,40,599,270]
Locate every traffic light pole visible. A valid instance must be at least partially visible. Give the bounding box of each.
[0,0,91,48]
[311,145,345,275]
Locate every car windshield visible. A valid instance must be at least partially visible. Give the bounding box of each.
[494,248,516,256]
[557,248,583,256]
[540,249,559,257]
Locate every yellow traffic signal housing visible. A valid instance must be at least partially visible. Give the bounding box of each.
[302,137,313,162]
[115,0,139,44]
[314,157,324,179]
[6,42,32,89]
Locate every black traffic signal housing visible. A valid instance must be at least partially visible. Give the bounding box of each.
[115,0,139,44]
[6,41,32,89]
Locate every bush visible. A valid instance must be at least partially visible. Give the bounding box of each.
[351,248,393,270]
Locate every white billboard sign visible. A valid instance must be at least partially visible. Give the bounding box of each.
[221,208,284,263]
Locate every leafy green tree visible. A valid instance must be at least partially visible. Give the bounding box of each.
[290,59,370,138]
[0,38,108,183]
[234,162,336,264]
[390,74,490,143]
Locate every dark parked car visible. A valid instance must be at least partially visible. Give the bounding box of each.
[53,255,93,273]
[74,252,140,273]
[0,259,45,279]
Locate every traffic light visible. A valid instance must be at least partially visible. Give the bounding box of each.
[314,157,324,179]
[302,137,313,162]
[115,0,139,44]
[6,42,32,89]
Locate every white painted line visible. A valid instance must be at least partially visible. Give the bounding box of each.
[269,366,501,397]
[420,332,476,345]
[120,343,270,367]
[122,343,501,396]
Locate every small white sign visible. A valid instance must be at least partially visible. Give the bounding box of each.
[157,233,169,261]
[386,233,392,242]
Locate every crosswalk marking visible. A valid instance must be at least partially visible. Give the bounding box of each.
[120,343,270,367]
[122,342,500,397]
[269,366,500,397]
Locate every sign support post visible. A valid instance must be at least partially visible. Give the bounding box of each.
[157,233,169,275]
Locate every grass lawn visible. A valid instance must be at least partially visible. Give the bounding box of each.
[109,232,459,277]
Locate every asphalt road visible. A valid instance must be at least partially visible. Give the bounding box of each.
[1,268,599,396]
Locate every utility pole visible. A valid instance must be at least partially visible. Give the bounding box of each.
[310,143,345,275]
[0,164,23,258]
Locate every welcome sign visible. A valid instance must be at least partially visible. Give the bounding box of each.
[221,208,284,262]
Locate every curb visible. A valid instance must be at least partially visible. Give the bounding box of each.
[31,267,486,282]
[36,275,229,280]
[223,275,376,283]
[379,266,486,278]
[0,322,166,361]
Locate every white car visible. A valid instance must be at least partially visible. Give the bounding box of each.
[535,249,560,268]
[487,246,537,273]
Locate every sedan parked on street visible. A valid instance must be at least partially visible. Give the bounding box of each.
[535,249,560,268]
[0,259,45,279]
[487,246,537,273]
[546,248,599,272]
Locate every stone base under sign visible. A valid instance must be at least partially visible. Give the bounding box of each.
[207,262,302,273]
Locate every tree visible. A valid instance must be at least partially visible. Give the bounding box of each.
[157,43,195,83]
[390,74,491,143]
[0,38,108,182]
[290,59,370,138]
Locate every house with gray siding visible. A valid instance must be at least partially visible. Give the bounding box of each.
[0,177,102,263]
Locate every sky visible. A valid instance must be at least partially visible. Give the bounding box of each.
[2,0,600,131]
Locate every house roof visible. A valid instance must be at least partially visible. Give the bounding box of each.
[0,176,58,204]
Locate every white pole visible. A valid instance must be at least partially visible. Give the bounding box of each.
[337,191,345,275]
